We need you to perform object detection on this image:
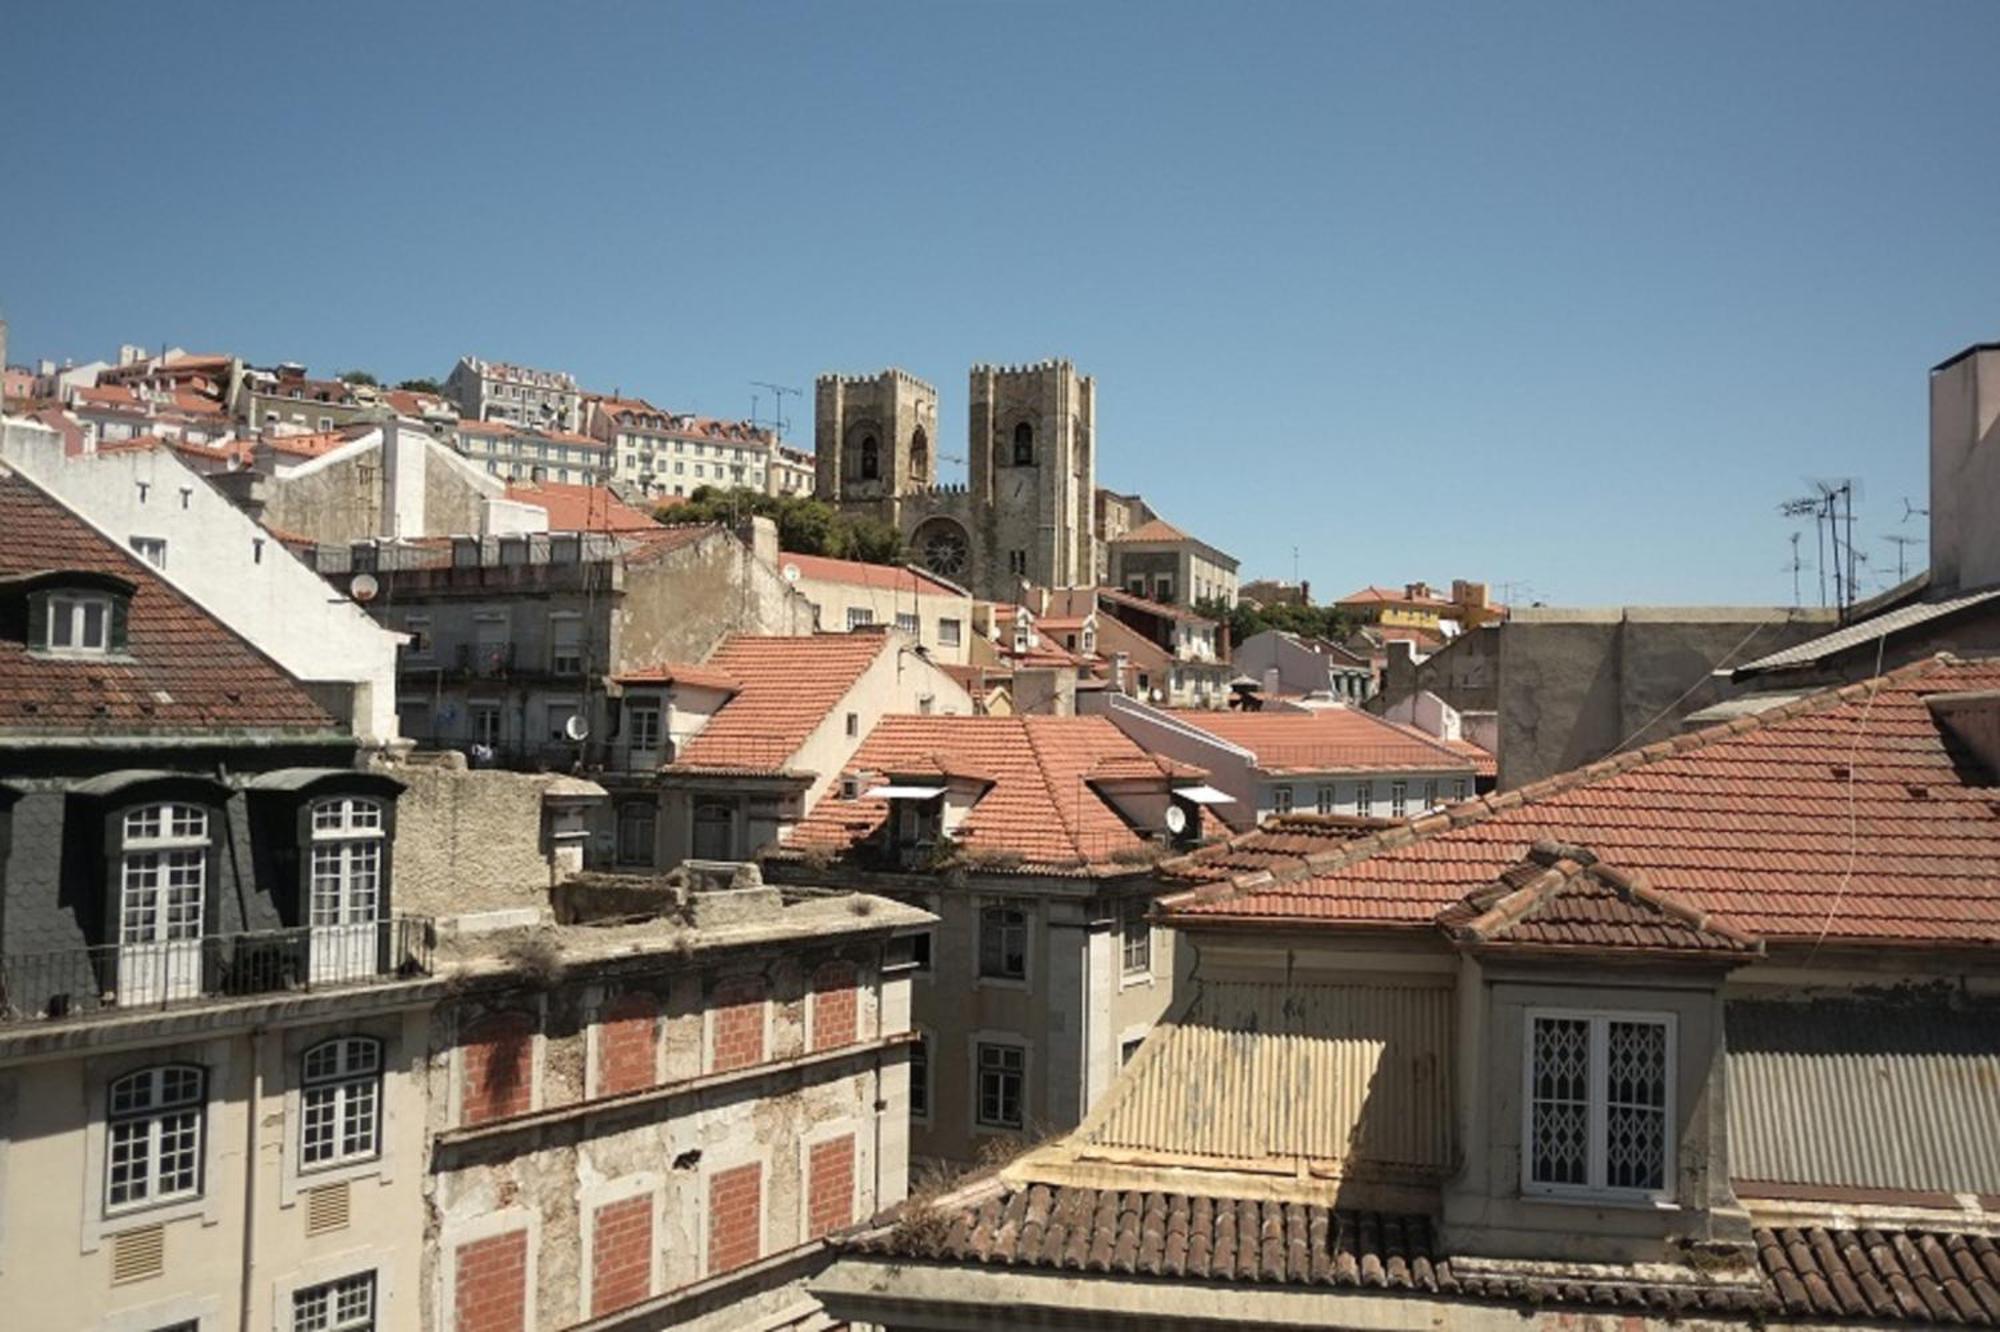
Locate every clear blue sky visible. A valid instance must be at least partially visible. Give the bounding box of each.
[6,2,1997,606]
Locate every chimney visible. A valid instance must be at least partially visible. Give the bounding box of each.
[738,514,779,568]
[1262,666,1279,696]
[380,421,427,538]
[1928,691,2000,779]
[1111,651,1129,692]
[1928,343,2000,594]
[1217,618,1231,661]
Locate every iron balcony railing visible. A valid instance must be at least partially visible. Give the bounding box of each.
[0,917,435,1025]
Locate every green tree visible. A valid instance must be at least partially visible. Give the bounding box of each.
[338,369,380,386]
[658,487,906,566]
[395,376,444,394]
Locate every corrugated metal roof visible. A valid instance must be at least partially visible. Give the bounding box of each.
[1727,1000,2000,1195]
[1732,587,2000,675]
[1076,981,1454,1171]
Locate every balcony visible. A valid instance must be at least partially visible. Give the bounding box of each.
[0,917,435,1025]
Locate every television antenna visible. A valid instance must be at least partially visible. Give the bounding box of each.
[1778,478,1861,615]
[1901,497,1929,524]
[1781,532,1805,608]
[1881,533,1924,583]
[750,381,801,437]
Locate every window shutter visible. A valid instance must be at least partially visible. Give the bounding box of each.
[25,594,46,650]
[108,596,130,652]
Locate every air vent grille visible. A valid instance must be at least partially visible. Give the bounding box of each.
[305,1182,351,1236]
[110,1224,165,1284]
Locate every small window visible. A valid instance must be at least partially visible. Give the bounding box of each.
[300,1037,383,1170]
[1011,422,1034,466]
[1007,550,1027,577]
[1526,1012,1673,1197]
[909,1034,931,1121]
[860,434,880,481]
[292,1269,376,1332]
[616,801,657,866]
[1355,783,1373,817]
[1422,779,1438,810]
[977,1042,1025,1129]
[1121,1036,1145,1066]
[42,591,117,655]
[910,930,933,972]
[131,536,167,569]
[896,612,920,637]
[1120,899,1151,978]
[845,712,859,738]
[550,615,583,674]
[938,618,962,647]
[978,902,1028,980]
[627,700,662,752]
[846,607,874,631]
[1454,778,1471,802]
[1315,785,1336,816]
[1154,576,1174,603]
[1391,781,1408,818]
[402,615,432,659]
[1271,785,1294,816]
[106,1065,206,1212]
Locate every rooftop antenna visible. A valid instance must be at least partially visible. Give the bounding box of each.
[1782,532,1805,608]
[750,381,801,437]
[1901,497,1929,524]
[1881,533,1923,583]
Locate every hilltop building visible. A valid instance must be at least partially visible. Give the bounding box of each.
[444,355,582,431]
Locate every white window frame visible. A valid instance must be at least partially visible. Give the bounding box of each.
[1270,785,1293,816]
[1355,782,1373,817]
[1119,898,1152,979]
[626,699,663,752]
[907,1028,932,1124]
[131,536,168,569]
[1315,784,1336,816]
[846,606,875,631]
[44,591,114,655]
[1390,781,1408,818]
[299,1037,383,1172]
[105,1064,206,1214]
[291,1268,376,1331]
[1521,1008,1676,1204]
[309,798,385,929]
[549,612,584,675]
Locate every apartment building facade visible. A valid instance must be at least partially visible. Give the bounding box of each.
[784,552,973,665]
[453,418,610,486]
[445,356,582,432]
[585,396,781,500]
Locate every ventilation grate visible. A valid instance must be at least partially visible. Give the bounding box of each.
[110,1224,165,1284]
[305,1182,351,1236]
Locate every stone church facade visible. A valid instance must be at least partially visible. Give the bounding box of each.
[814,360,1099,601]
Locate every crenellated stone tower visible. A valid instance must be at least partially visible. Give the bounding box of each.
[814,359,1098,601]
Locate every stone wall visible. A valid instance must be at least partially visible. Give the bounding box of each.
[379,757,560,918]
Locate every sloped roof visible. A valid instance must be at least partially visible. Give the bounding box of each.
[0,471,336,735]
[610,661,741,692]
[781,552,964,599]
[1168,656,2000,948]
[1160,814,1399,884]
[787,715,1164,872]
[503,480,659,533]
[1111,517,1188,544]
[669,633,886,772]
[1732,586,2000,677]
[1164,708,1477,776]
[1435,841,1760,955]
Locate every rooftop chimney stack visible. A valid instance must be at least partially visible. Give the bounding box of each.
[1928,343,2000,594]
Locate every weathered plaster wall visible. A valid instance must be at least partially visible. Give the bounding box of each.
[380,759,559,918]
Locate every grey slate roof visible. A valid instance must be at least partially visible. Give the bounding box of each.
[1732,586,2000,677]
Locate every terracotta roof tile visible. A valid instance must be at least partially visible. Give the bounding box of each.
[1435,841,1761,954]
[788,715,1165,872]
[1160,814,1396,883]
[0,471,335,735]
[1168,656,2000,949]
[503,480,659,533]
[669,633,886,772]
[1111,517,1189,544]
[780,552,963,598]
[1165,708,1478,776]
[611,661,741,692]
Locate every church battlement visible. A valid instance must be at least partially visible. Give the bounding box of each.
[816,367,936,394]
[969,357,1080,379]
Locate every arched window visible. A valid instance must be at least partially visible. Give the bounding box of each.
[106,1064,206,1210]
[1012,421,1034,466]
[910,427,929,479]
[118,802,211,1005]
[859,435,880,481]
[309,796,386,985]
[300,1036,383,1169]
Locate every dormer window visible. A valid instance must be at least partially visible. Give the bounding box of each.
[47,592,114,653]
[12,572,135,659]
[1526,1010,1673,1198]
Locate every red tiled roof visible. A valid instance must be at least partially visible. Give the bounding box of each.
[1435,841,1759,955]
[1095,585,1216,626]
[381,388,456,419]
[504,480,660,533]
[1380,720,1497,778]
[1112,517,1189,544]
[670,633,887,772]
[852,1182,1997,1325]
[612,661,741,692]
[0,471,335,735]
[1170,656,2000,948]
[788,715,1162,871]
[263,428,366,459]
[781,552,963,598]
[1165,707,1476,776]
[1161,814,1395,884]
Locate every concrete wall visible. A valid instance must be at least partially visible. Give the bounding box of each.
[1494,608,1835,789]
[616,528,818,671]
[1929,344,2000,594]
[0,1004,432,1332]
[1376,624,1500,716]
[0,436,404,741]
[262,430,511,546]
[379,759,565,919]
[792,575,972,665]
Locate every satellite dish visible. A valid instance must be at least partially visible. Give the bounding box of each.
[563,714,591,742]
[1150,688,1165,704]
[349,573,379,603]
[782,562,801,584]
[1164,804,1188,836]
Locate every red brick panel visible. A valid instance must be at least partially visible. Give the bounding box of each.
[597,991,660,1097]
[811,962,858,1052]
[454,1229,528,1332]
[807,1135,856,1238]
[590,1194,654,1317]
[707,1162,763,1275]
[709,976,767,1073]
[461,1011,535,1125]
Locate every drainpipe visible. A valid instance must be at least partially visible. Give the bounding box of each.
[238,1024,266,1332]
